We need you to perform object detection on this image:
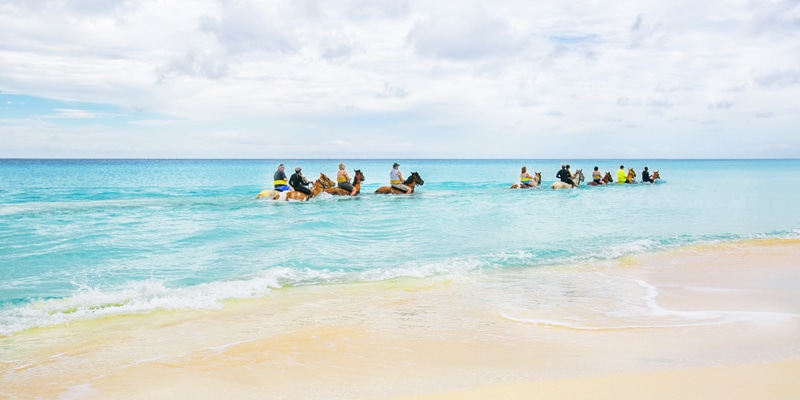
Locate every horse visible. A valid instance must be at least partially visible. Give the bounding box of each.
[255,189,280,199]
[270,173,335,201]
[642,170,661,184]
[626,168,636,184]
[587,171,613,186]
[325,170,365,196]
[375,171,424,194]
[551,169,584,189]
[510,172,542,189]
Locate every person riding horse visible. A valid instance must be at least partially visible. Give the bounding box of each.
[591,166,606,185]
[616,165,627,184]
[641,167,653,183]
[389,163,412,194]
[519,166,537,188]
[556,164,576,188]
[273,164,291,192]
[289,167,313,197]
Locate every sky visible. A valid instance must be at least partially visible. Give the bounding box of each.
[1,0,799,159]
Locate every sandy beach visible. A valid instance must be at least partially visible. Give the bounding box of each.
[2,239,799,399]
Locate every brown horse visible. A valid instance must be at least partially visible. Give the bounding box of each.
[626,168,637,184]
[375,171,424,194]
[587,171,613,186]
[325,170,365,196]
[510,172,542,189]
[270,173,335,201]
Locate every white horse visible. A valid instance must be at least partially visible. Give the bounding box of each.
[551,169,584,189]
[255,189,281,199]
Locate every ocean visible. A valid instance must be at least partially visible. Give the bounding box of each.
[1,158,799,336]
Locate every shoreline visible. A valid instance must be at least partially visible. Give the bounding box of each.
[2,238,799,399]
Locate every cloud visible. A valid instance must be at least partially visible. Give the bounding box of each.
[406,7,528,61]
[747,0,800,35]
[376,82,409,99]
[628,13,662,49]
[616,97,672,108]
[321,43,356,63]
[754,70,800,88]
[198,0,296,55]
[0,0,133,18]
[44,109,127,119]
[0,0,798,158]
[708,101,733,110]
[346,0,410,21]
[156,49,230,82]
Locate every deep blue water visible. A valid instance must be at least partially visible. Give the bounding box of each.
[1,159,799,335]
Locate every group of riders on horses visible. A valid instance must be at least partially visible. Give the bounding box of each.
[267,161,656,199]
[270,162,416,199]
[272,163,360,198]
[518,164,657,188]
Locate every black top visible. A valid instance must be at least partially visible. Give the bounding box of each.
[289,172,309,189]
[556,168,571,184]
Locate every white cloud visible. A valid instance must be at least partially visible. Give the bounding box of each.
[45,109,127,119]
[406,7,528,61]
[0,0,798,158]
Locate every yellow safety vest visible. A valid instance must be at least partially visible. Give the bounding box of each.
[617,169,627,183]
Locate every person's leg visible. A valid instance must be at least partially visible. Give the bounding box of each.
[392,184,410,194]
[340,182,355,195]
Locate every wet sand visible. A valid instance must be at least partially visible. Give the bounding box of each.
[2,239,799,399]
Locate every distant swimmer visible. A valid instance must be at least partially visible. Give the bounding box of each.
[273,163,291,192]
[617,165,627,184]
[641,166,653,183]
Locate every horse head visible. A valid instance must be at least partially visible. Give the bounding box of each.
[652,170,660,180]
[534,172,541,185]
[408,172,424,186]
[603,172,613,183]
[353,169,365,183]
[574,169,585,184]
[627,168,636,183]
[317,173,336,189]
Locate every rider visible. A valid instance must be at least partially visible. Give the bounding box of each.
[641,166,653,183]
[273,163,291,192]
[592,166,604,184]
[336,163,357,195]
[390,162,411,194]
[617,165,627,184]
[520,166,536,187]
[289,167,313,197]
[556,164,575,187]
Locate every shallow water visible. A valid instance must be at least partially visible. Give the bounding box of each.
[1,159,799,335]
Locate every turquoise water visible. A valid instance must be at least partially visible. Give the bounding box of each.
[1,159,799,335]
